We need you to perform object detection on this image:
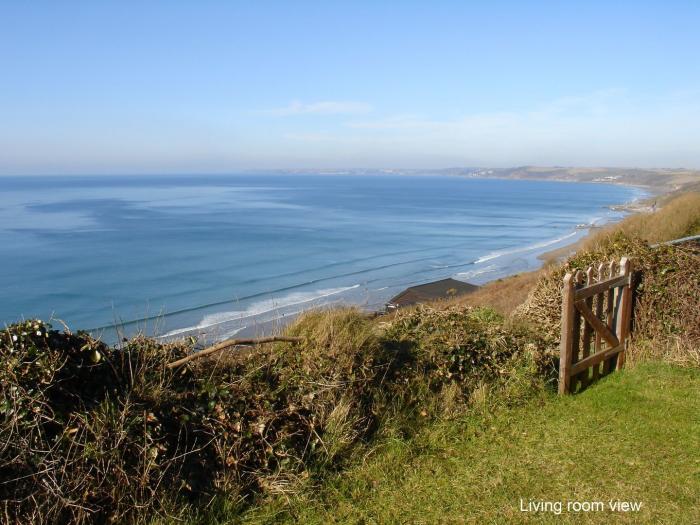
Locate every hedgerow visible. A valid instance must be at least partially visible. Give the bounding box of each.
[1,308,545,524]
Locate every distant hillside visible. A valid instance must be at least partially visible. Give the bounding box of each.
[437,166,700,191]
[292,166,700,192]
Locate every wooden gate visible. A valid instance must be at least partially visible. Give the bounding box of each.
[559,257,634,394]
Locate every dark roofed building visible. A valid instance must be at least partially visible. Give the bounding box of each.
[386,278,479,310]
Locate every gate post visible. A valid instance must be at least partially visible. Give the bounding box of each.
[559,272,575,395]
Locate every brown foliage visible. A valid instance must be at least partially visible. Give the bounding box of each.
[582,192,700,251]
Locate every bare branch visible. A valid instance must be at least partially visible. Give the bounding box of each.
[165,336,304,369]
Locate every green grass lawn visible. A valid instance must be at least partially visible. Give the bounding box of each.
[230,363,699,524]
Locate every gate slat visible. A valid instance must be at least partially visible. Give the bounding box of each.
[579,267,595,388]
[570,343,624,375]
[573,274,627,300]
[592,263,606,381]
[615,258,633,370]
[603,260,617,374]
[570,270,585,393]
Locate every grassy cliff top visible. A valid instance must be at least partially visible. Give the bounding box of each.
[238,362,700,525]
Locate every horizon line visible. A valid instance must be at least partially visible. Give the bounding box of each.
[0,165,697,177]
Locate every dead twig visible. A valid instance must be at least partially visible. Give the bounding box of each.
[165,336,304,369]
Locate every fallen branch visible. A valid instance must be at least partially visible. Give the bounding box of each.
[166,336,304,369]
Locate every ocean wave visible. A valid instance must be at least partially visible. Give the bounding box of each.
[474,231,578,264]
[160,324,247,339]
[160,284,359,337]
[96,228,586,336]
[456,264,499,280]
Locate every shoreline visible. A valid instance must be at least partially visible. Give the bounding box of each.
[536,184,672,265]
[159,182,659,344]
[535,223,604,266]
[215,190,655,342]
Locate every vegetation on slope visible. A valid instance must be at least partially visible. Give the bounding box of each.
[582,191,700,247]
[1,308,543,523]
[1,191,698,524]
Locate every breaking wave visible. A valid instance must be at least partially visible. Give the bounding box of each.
[160,284,360,337]
[474,231,578,264]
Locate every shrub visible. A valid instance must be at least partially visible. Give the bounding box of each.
[0,322,193,523]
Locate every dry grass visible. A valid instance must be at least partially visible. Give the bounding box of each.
[581,192,700,251]
[627,337,700,369]
[446,270,543,315]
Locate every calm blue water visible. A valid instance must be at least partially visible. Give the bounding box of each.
[0,174,643,342]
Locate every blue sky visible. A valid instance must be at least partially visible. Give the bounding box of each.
[1,1,699,174]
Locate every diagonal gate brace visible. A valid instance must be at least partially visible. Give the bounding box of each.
[575,300,620,348]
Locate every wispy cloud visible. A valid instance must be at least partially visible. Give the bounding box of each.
[345,89,632,131]
[318,88,700,167]
[261,100,372,116]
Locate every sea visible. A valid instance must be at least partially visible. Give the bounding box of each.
[0,174,645,343]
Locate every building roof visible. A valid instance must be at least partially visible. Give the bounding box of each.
[387,278,479,308]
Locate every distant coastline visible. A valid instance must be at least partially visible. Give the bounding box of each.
[244,165,699,193]
[5,165,696,192]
